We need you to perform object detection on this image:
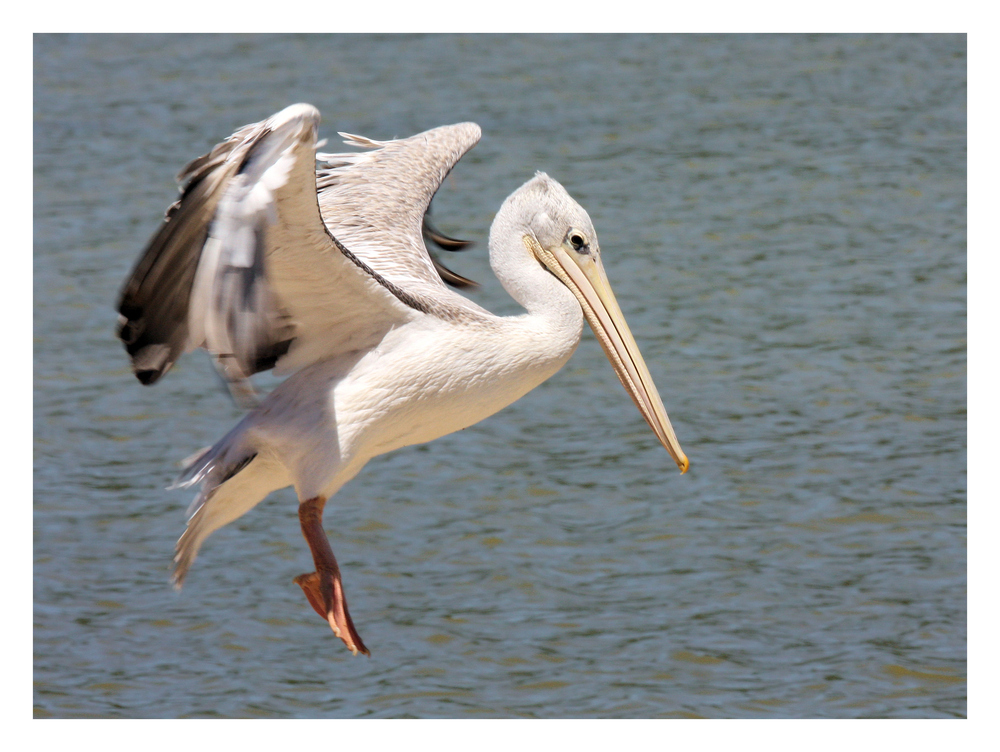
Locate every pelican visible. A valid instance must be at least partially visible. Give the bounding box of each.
[116,104,688,656]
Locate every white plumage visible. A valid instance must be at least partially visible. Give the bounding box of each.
[117,104,687,655]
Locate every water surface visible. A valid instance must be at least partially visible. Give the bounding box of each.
[33,33,965,718]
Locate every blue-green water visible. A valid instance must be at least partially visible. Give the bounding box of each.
[33,34,965,718]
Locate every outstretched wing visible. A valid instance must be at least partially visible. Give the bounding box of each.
[116,117,264,386]
[116,104,487,400]
[314,122,487,315]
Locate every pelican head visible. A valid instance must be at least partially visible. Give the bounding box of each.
[492,173,689,473]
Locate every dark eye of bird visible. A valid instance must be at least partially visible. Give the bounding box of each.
[569,233,587,252]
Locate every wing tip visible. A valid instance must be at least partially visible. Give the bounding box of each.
[337,121,482,152]
[456,121,482,142]
[426,121,481,152]
[271,102,321,128]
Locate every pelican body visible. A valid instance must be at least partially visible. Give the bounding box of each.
[116,104,687,655]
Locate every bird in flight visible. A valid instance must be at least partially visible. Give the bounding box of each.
[117,104,688,655]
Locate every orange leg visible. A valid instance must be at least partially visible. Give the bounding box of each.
[293,496,369,656]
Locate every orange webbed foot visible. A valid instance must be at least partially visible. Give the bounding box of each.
[294,569,369,657]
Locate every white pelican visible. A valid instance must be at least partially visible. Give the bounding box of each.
[117,104,688,656]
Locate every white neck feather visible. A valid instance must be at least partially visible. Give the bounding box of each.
[466,203,585,407]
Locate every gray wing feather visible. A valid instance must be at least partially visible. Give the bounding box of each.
[117,105,408,394]
[117,105,488,398]
[117,115,296,393]
[316,122,490,318]
[423,214,478,289]
[116,122,259,385]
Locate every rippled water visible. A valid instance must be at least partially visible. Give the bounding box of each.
[33,34,965,718]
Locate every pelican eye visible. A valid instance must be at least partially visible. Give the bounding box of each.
[568,232,589,253]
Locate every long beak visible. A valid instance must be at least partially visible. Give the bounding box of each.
[527,237,689,473]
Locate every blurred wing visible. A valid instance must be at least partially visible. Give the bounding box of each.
[116,104,469,400]
[116,118,261,386]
